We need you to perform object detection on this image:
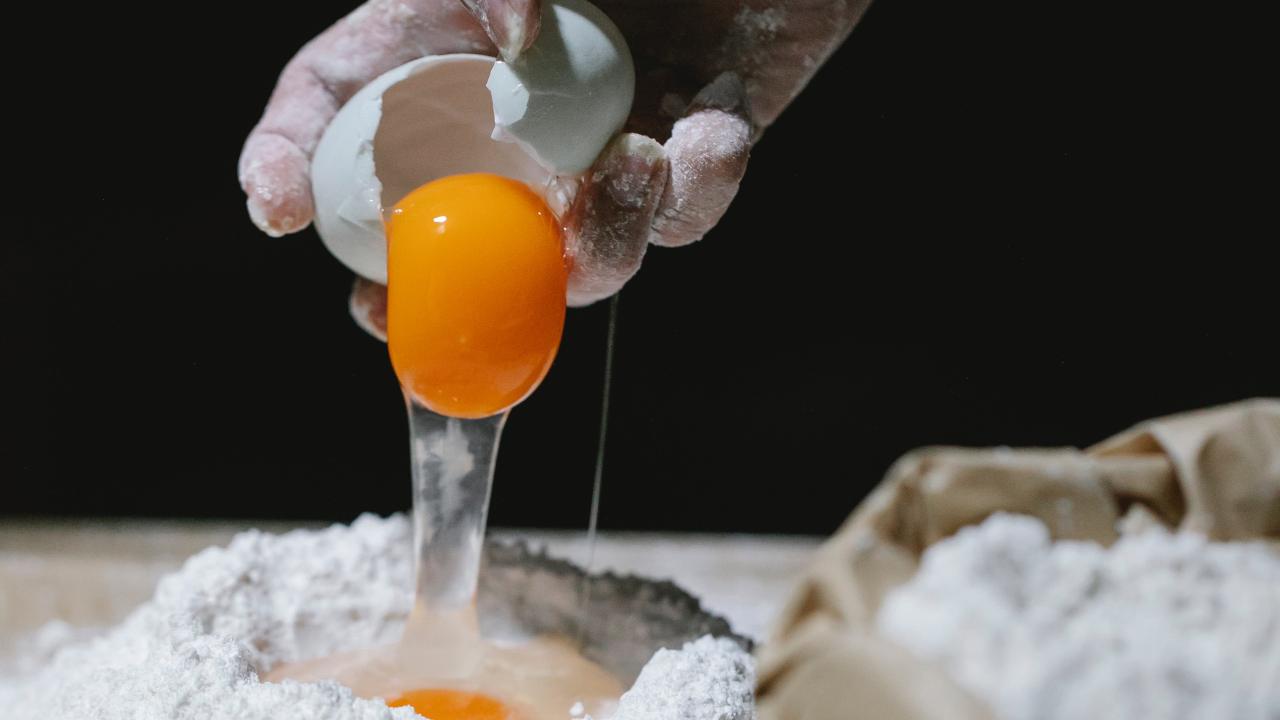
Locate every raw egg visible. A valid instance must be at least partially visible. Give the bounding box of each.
[311,54,555,285]
[386,173,568,419]
[310,0,634,286]
[389,688,519,720]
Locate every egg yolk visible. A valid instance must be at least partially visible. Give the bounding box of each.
[388,688,520,720]
[386,173,568,418]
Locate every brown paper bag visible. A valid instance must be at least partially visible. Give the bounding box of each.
[755,399,1280,720]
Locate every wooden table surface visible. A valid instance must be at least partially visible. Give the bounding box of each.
[0,519,822,647]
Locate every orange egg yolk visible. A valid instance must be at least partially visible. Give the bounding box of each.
[388,688,520,720]
[386,173,568,418]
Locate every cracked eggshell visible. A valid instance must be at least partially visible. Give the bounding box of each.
[487,0,635,174]
[311,54,555,285]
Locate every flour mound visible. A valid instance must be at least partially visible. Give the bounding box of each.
[612,636,755,720]
[876,513,1280,720]
[0,514,417,720]
[0,514,756,720]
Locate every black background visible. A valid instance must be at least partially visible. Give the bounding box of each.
[2,1,1274,534]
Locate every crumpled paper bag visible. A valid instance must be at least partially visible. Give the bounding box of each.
[756,399,1280,720]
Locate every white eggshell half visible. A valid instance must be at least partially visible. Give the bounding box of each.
[311,54,554,285]
[487,0,635,174]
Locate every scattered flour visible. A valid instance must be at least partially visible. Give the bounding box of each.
[0,515,754,720]
[0,515,416,720]
[876,514,1280,720]
[611,636,755,720]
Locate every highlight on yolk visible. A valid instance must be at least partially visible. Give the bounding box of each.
[388,688,520,720]
[386,173,568,419]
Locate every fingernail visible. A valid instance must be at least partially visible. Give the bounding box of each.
[687,71,752,120]
[245,198,286,238]
[349,277,388,342]
[592,134,667,210]
[465,0,540,62]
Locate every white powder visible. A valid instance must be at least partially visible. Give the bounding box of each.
[0,515,754,720]
[1,515,416,720]
[611,636,755,720]
[876,514,1280,720]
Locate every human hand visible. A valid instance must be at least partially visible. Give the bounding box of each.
[240,0,870,335]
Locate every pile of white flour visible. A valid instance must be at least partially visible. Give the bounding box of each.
[877,514,1280,720]
[0,515,753,720]
[611,636,754,720]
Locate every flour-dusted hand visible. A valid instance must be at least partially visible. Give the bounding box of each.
[238,1,492,239]
[240,0,871,331]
